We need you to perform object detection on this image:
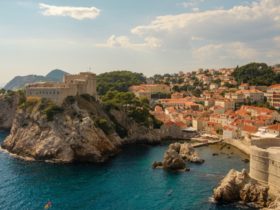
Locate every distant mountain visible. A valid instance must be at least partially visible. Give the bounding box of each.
[46,69,68,81]
[4,69,69,90]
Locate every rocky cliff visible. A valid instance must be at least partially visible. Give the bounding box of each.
[1,96,121,163]
[1,94,196,163]
[0,93,19,130]
[109,109,196,144]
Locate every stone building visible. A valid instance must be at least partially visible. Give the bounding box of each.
[129,84,170,100]
[267,84,280,109]
[25,72,97,105]
[250,138,280,194]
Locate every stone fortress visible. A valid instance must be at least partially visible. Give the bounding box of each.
[250,138,280,194]
[25,72,97,105]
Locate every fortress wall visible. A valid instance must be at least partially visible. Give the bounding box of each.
[250,138,280,193]
[26,72,97,105]
[268,152,280,193]
[250,147,270,184]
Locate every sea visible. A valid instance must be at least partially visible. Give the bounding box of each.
[0,131,256,210]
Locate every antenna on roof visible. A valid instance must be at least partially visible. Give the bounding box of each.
[89,66,92,72]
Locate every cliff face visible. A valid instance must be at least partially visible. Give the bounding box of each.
[2,96,121,163]
[109,109,196,144]
[0,94,19,130]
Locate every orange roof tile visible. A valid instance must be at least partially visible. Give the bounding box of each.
[242,125,258,133]
[267,123,280,131]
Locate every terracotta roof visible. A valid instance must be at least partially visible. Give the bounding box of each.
[267,124,280,131]
[269,84,280,89]
[242,125,258,133]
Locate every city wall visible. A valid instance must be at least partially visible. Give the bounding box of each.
[250,138,280,194]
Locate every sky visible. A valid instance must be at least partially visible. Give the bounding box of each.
[0,0,280,85]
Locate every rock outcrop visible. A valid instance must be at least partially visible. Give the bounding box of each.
[213,169,269,208]
[109,109,196,144]
[179,143,205,164]
[0,93,18,130]
[2,96,121,163]
[266,197,280,210]
[153,143,204,171]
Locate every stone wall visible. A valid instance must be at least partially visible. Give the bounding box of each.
[250,138,280,194]
[26,72,96,105]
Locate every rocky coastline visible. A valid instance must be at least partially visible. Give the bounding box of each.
[213,169,269,208]
[0,95,196,163]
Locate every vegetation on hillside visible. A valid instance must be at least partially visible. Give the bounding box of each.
[101,90,162,128]
[232,63,280,86]
[96,71,146,96]
[94,117,114,134]
[19,96,64,121]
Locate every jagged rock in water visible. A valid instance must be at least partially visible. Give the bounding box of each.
[152,161,163,169]
[240,183,269,207]
[153,142,204,171]
[162,146,187,171]
[179,143,204,164]
[213,169,269,208]
[266,197,280,210]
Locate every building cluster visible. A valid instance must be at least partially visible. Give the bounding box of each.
[129,67,280,142]
[129,84,171,100]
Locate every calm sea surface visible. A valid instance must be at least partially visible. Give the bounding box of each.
[0,131,255,210]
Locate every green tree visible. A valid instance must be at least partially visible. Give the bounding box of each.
[232,62,280,86]
[97,71,146,95]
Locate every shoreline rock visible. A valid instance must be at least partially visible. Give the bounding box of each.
[213,169,269,208]
[152,142,204,171]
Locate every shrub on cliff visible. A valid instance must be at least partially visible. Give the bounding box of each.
[37,98,64,121]
[101,91,157,127]
[80,94,96,102]
[94,117,114,134]
[43,105,64,121]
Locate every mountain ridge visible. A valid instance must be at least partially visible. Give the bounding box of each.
[4,69,69,90]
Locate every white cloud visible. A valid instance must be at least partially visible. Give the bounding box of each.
[181,0,205,9]
[192,7,200,12]
[39,3,100,20]
[96,35,161,50]
[193,42,258,61]
[131,0,280,39]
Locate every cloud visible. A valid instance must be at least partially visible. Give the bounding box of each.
[131,0,280,41]
[193,42,258,61]
[39,3,100,20]
[96,35,161,50]
[181,0,205,9]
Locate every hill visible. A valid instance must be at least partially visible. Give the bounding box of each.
[4,69,68,90]
[96,70,146,95]
[232,62,280,86]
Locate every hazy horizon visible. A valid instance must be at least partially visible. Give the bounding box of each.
[1,0,280,84]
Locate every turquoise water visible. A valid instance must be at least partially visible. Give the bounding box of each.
[0,131,255,210]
